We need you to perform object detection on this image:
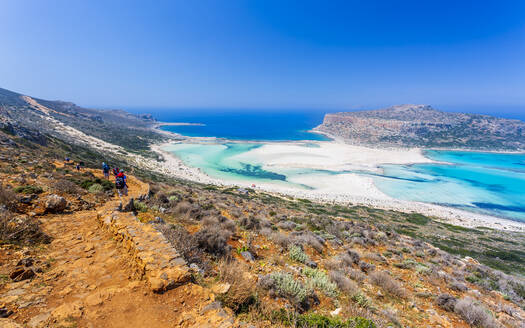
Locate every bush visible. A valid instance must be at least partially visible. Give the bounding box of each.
[14,185,43,194]
[289,244,309,263]
[134,200,148,212]
[330,271,358,295]
[54,179,83,195]
[258,272,313,312]
[156,224,208,271]
[240,216,260,230]
[352,293,372,309]
[0,185,17,211]
[303,267,338,297]
[369,271,407,298]
[288,312,376,328]
[88,183,104,193]
[0,210,50,245]
[436,293,457,312]
[217,260,255,313]
[79,178,113,191]
[174,201,192,215]
[194,225,232,257]
[454,297,499,328]
[348,269,366,283]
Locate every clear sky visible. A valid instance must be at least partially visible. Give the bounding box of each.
[1,0,525,115]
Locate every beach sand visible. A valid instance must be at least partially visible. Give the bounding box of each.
[148,140,525,232]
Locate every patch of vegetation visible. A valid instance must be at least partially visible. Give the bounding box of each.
[271,310,376,328]
[79,178,113,191]
[289,244,310,263]
[303,267,338,297]
[14,185,43,194]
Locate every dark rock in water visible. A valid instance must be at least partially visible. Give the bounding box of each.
[44,195,67,213]
[241,251,255,262]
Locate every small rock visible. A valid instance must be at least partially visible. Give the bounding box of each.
[122,198,135,212]
[212,283,231,295]
[330,307,342,316]
[16,257,34,267]
[189,263,203,274]
[149,278,165,293]
[9,268,25,280]
[306,260,318,268]
[150,217,165,224]
[0,306,13,318]
[240,251,255,262]
[44,195,67,213]
[28,312,50,328]
[12,269,35,282]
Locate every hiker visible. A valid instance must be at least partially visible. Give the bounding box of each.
[112,167,120,176]
[65,157,70,163]
[76,163,81,171]
[115,171,128,196]
[102,162,110,179]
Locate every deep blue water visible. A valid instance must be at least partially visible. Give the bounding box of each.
[154,110,331,141]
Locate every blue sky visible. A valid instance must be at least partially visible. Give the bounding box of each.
[1,0,524,115]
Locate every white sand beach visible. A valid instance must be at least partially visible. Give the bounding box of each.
[147,140,525,232]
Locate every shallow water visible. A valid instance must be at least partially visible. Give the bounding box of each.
[166,143,525,222]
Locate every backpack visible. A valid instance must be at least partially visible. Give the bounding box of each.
[115,176,125,189]
[103,164,109,172]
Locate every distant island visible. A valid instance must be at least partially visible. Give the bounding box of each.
[314,104,525,150]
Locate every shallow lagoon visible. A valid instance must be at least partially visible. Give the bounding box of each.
[166,143,525,223]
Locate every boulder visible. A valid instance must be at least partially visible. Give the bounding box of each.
[240,251,255,262]
[44,195,67,213]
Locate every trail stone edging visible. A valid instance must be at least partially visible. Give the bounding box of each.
[97,205,191,293]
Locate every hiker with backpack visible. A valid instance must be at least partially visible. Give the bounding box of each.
[112,167,120,176]
[102,162,110,179]
[115,171,128,196]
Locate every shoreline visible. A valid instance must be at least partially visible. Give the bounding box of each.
[148,137,525,232]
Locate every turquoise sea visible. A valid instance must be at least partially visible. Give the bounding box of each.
[154,111,525,223]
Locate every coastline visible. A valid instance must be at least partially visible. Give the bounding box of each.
[148,136,525,233]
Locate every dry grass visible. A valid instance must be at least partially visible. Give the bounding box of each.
[218,259,255,313]
[369,271,407,299]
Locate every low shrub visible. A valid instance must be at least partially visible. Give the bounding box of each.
[14,185,43,194]
[0,210,50,245]
[348,269,366,282]
[329,270,358,295]
[0,185,17,211]
[369,271,407,298]
[303,267,338,297]
[289,244,309,263]
[240,216,260,230]
[156,224,208,271]
[194,225,232,257]
[436,293,457,312]
[288,312,376,328]
[454,297,499,328]
[133,200,148,212]
[352,293,372,309]
[258,272,313,312]
[88,183,104,193]
[217,259,255,313]
[54,179,83,195]
[79,178,113,191]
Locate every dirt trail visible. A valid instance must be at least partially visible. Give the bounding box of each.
[1,167,232,328]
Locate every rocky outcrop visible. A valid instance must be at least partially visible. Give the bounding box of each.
[43,195,67,213]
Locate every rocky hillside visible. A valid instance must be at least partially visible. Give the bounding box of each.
[314,105,525,150]
[0,88,524,327]
[0,87,167,156]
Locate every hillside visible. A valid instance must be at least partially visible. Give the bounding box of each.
[314,105,525,150]
[0,87,168,157]
[0,88,524,327]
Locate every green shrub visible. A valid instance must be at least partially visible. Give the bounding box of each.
[269,310,376,328]
[289,244,309,263]
[88,183,104,193]
[134,200,148,212]
[14,185,43,194]
[303,267,338,297]
[265,272,312,307]
[79,178,113,191]
[352,293,372,309]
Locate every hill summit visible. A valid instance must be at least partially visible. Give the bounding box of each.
[314,105,525,150]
